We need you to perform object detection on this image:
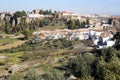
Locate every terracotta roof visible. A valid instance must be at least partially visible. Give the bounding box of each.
[40,35,46,39]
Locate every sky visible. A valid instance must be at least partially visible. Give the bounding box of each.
[0,0,120,15]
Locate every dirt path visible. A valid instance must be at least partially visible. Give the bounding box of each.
[0,41,26,50]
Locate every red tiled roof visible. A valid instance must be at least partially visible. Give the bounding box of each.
[40,35,46,39]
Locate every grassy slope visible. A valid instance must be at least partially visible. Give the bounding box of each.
[0,52,24,77]
[0,38,18,45]
[0,52,24,65]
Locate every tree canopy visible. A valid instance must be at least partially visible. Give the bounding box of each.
[14,11,27,17]
[113,31,120,50]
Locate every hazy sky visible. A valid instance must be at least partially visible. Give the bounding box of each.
[0,0,120,15]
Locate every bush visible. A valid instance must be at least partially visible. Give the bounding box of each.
[8,73,23,80]
[81,75,94,80]
[24,68,40,80]
[67,53,96,77]
[41,71,66,80]
[0,62,5,65]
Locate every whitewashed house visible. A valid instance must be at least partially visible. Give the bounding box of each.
[27,13,45,19]
[93,33,115,49]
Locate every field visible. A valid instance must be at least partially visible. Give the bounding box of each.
[0,34,26,50]
[0,51,24,77]
[0,52,24,65]
[0,38,18,45]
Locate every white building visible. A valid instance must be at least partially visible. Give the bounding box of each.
[27,13,45,18]
[93,33,115,49]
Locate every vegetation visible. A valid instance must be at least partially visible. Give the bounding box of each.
[22,29,32,40]
[0,9,120,80]
[8,68,66,80]
[8,73,23,80]
[67,53,96,77]
[0,52,24,65]
[0,38,18,46]
[5,47,120,80]
[0,9,65,35]
[14,11,27,17]
[0,39,74,64]
[113,31,120,50]
[39,9,54,15]
[62,47,120,80]
[2,31,120,80]
[0,9,90,34]
[2,17,66,34]
[66,19,90,29]
[0,39,73,53]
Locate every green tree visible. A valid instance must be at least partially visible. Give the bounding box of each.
[86,19,90,25]
[67,53,96,77]
[95,56,120,80]
[81,21,86,28]
[75,19,81,29]
[95,49,120,80]
[39,18,51,27]
[14,11,27,17]
[66,20,76,29]
[113,31,120,50]
[23,29,32,40]
[100,47,115,62]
